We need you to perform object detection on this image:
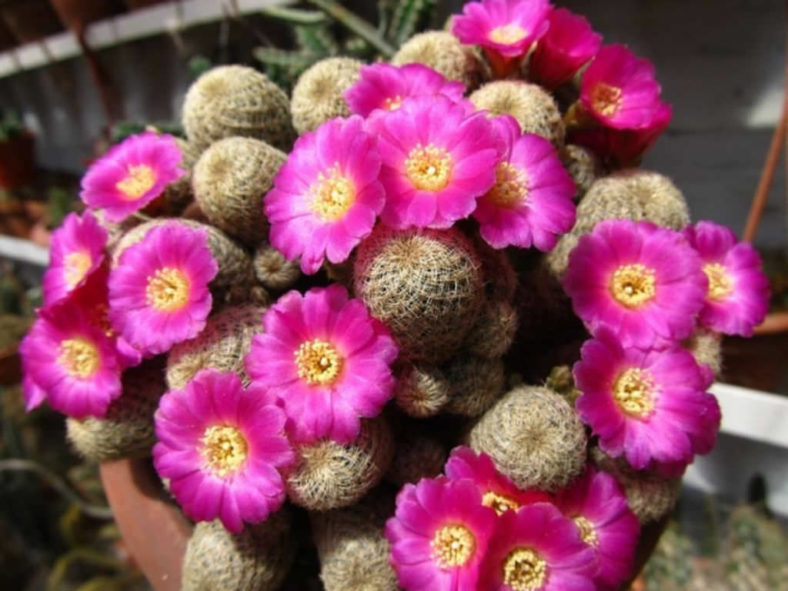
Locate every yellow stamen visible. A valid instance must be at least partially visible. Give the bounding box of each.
[489,24,528,45]
[201,425,248,477]
[574,516,599,547]
[63,251,92,288]
[58,338,100,378]
[486,162,528,208]
[146,268,190,312]
[295,339,344,386]
[609,264,657,309]
[502,547,547,591]
[405,145,453,192]
[116,164,156,201]
[384,95,403,111]
[483,490,521,515]
[310,166,356,221]
[613,368,656,419]
[703,263,733,301]
[591,83,623,118]
[431,524,476,569]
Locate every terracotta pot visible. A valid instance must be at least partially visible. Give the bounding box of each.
[723,328,788,393]
[0,344,21,386]
[100,457,668,591]
[49,0,125,33]
[0,0,63,44]
[0,132,35,190]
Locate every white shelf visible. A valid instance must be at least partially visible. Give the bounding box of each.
[0,235,48,266]
[0,0,294,80]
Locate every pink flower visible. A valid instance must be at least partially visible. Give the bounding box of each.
[472,116,576,250]
[385,477,497,591]
[445,446,551,515]
[153,369,294,533]
[108,222,218,356]
[265,116,385,274]
[345,63,466,117]
[684,221,770,336]
[42,212,107,306]
[529,8,602,89]
[80,132,185,222]
[375,96,500,229]
[580,45,665,130]
[245,285,397,444]
[452,0,551,77]
[481,502,596,591]
[573,328,721,470]
[563,220,707,347]
[570,103,672,167]
[554,468,640,589]
[20,299,122,418]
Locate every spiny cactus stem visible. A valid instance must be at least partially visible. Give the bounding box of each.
[259,6,328,25]
[306,0,396,57]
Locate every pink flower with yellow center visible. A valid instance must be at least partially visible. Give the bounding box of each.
[554,468,640,589]
[563,220,707,347]
[452,0,551,77]
[265,116,385,274]
[245,285,397,444]
[80,132,185,222]
[480,503,596,591]
[580,45,665,130]
[385,477,497,591]
[684,221,770,336]
[445,447,551,516]
[472,116,576,250]
[42,212,107,306]
[529,8,602,90]
[153,369,294,533]
[345,63,466,118]
[375,95,500,229]
[20,300,122,418]
[573,328,721,470]
[108,222,218,356]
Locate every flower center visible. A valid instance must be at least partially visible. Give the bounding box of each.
[295,339,344,386]
[486,162,528,208]
[116,164,157,200]
[591,83,623,118]
[405,145,453,192]
[613,368,656,419]
[609,264,657,308]
[146,267,191,312]
[201,425,248,477]
[63,251,92,288]
[431,524,476,569]
[311,166,356,221]
[482,490,520,515]
[502,547,547,591]
[489,23,528,45]
[58,337,100,378]
[384,95,403,111]
[574,516,599,547]
[703,263,733,301]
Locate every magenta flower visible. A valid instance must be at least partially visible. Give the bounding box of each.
[445,446,551,515]
[472,117,576,251]
[108,222,218,356]
[20,300,122,418]
[42,212,107,306]
[153,370,294,533]
[385,477,497,591]
[375,95,500,229]
[265,116,385,274]
[580,45,665,130]
[530,8,602,89]
[481,503,596,591]
[452,0,551,77]
[554,468,640,589]
[573,328,721,470]
[245,285,397,444]
[80,132,185,222]
[684,221,770,336]
[563,220,707,347]
[345,63,465,117]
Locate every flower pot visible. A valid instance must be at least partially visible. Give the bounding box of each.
[0,0,63,44]
[0,132,35,190]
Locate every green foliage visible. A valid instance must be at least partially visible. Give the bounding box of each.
[110,121,184,145]
[46,187,76,229]
[188,55,214,79]
[0,110,25,143]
